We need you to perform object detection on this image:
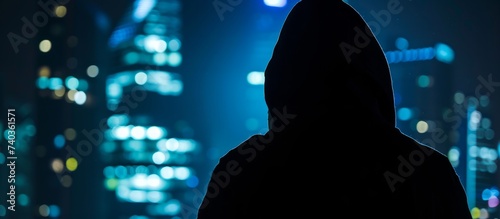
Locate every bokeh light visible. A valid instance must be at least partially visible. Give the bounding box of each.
[416,121,429,133]
[87,65,99,78]
[54,134,65,149]
[38,66,51,77]
[66,157,78,171]
[61,175,73,187]
[51,159,64,173]
[64,128,77,141]
[55,5,67,18]
[39,204,50,217]
[39,39,52,53]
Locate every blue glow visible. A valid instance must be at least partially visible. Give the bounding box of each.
[131,173,149,189]
[107,83,122,98]
[156,139,167,151]
[168,39,181,52]
[155,40,167,53]
[186,176,199,188]
[65,76,79,90]
[144,35,163,53]
[491,187,500,197]
[245,118,259,131]
[0,205,5,217]
[147,191,165,203]
[435,43,455,63]
[131,126,147,140]
[157,80,183,95]
[498,142,500,158]
[152,151,166,164]
[143,23,169,37]
[115,166,128,178]
[166,138,179,151]
[124,140,146,152]
[147,174,162,189]
[264,0,287,7]
[448,147,460,163]
[164,200,181,215]
[124,52,140,65]
[397,108,412,121]
[135,166,147,174]
[108,114,130,128]
[385,47,435,64]
[247,71,265,85]
[49,205,60,218]
[3,130,10,140]
[256,14,273,31]
[483,189,492,200]
[54,134,65,149]
[113,126,130,140]
[49,77,63,90]
[179,139,198,153]
[130,216,149,219]
[394,92,402,105]
[25,124,36,136]
[146,126,165,140]
[74,91,87,105]
[174,167,190,180]
[117,185,129,200]
[148,71,171,84]
[116,73,135,86]
[135,72,148,85]
[480,95,490,107]
[170,80,183,94]
[417,75,431,88]
[129,190,148,202]
[108,71,184,99]
[102,142,117,153]
[168,52,182,67]
[107,116,120,128]
[153,53,168,65]
[133,0,157,22]
[160,166,174,179]
[395,37,409,50]
[78,79,88,91]
[36,77,50,89]
[108,23,138,48]
[134,35,145,47]
[103,166,115,178]
[94,8,110,31]
[466,105,477,207]
[18,194,29,206]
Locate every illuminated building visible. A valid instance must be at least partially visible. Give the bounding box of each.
[465,91,499,218]
[386,36,499,217]
[102,0,203,218]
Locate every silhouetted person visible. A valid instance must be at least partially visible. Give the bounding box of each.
[197,1,473,218]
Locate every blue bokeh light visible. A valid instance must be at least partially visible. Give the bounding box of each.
[54,134,65,149]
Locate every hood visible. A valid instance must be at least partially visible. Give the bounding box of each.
[264,0,396,128]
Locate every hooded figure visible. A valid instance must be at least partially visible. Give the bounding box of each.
[197,1,472,218]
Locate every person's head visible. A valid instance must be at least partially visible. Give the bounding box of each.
[265,0,396,128]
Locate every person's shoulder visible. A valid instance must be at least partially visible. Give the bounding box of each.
[397,132,455,172]
[217,134,265,164]
[392,129,449,162]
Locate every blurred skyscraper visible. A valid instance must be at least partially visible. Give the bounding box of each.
[386,36,499,217]
[464,88,499,218]
[103,0,203,218]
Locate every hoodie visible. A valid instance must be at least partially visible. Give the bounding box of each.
[197,1,473,218]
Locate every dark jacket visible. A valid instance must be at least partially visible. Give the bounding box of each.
[197,1,473,218]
